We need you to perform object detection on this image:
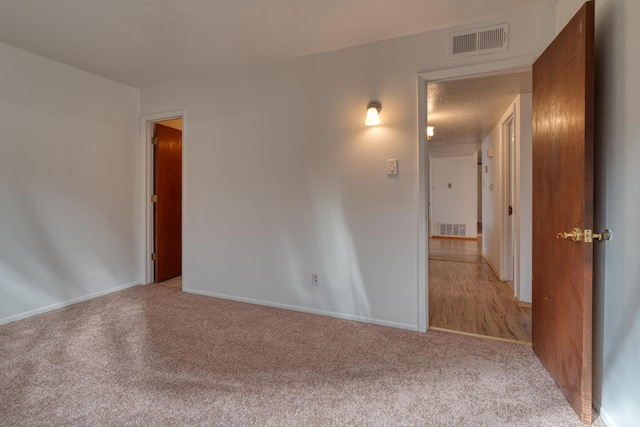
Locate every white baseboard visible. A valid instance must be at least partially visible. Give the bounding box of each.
[594,400,616,427]
[481,252,502,280]
[183,288,418,332]
[0,281,140,326]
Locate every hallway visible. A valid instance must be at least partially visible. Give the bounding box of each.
[428,236,532,343]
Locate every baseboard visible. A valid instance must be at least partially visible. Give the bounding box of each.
[594,401,616,427]
[516,296,532,309]
[183,288,418,332]
[0,281,140,326]
[481,252,501,280]
[431,235,478,241]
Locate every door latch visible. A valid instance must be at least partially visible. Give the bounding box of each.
[583,229,612,242]
[557,227,612,243]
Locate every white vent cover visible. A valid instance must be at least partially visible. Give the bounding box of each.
[439,223,467,237]
[449,23,509,57]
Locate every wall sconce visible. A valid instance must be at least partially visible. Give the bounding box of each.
[365,101,382,126]
[427,126,434,141]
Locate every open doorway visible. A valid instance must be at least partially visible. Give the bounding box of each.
[141,110,185,288]
[153,119,182,284]
[424,70,533,343]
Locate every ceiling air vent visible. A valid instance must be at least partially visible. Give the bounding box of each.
[449,23,509,57]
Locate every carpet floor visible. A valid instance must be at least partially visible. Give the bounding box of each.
[0,284,605,426]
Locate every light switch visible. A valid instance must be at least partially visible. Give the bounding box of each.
[387,159,398,175]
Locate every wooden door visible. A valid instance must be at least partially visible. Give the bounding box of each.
[532,1,594,424]
[154,124,182,282]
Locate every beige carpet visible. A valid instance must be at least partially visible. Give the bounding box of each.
[0,284,605,426]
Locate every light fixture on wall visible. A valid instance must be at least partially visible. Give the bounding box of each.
[365,101,382,126]
[427,126,434,141]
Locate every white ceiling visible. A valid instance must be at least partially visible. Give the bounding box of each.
[0,0,555,89]
[428,71,532,158]
[1,1,543,158]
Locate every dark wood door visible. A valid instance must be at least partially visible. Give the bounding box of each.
[154,124,182,282]
[532,1,594,424]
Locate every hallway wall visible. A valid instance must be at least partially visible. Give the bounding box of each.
[481,94,532,303]
[430,154,478,239]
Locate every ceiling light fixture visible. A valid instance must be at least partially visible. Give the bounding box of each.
[427,126,434,141]
[365,101,382,126]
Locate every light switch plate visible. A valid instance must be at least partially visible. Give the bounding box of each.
[387,159,398,175]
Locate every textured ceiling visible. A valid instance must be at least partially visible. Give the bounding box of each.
[0,0,555,88]
[428,71,532,158]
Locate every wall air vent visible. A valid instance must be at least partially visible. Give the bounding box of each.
[449,23,509,57]
[439,223,467,237]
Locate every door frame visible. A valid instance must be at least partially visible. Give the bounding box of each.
[140,110,186,285]
[502,110,516,283]
[416,56,535,332]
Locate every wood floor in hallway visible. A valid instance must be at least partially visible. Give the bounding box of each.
[429,236,532,343]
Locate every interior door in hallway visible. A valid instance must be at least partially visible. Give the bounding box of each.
[532,1,594,423]
[154,123,182,282]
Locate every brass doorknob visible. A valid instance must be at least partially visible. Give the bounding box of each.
[557,227,583,242]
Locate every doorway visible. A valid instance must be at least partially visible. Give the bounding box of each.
[154,120,182,283]
[417,58,535,336]
[141,110,185,286]
[420,4,596,420]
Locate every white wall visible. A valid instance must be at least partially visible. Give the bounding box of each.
[481,94,532,304]
[141,7,555,330]
[430,154,478,238]
[555,1,640,427]
[0,42,141,324]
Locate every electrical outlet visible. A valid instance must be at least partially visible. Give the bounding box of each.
[311,273,319,286]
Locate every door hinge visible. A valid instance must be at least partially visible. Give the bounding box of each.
[150,194,158,203]
[151,136,158,145]
[151,253,157,261]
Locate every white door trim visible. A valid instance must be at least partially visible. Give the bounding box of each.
[139,110,186,285]
[501,108,516,282]
[416,56,535,332]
